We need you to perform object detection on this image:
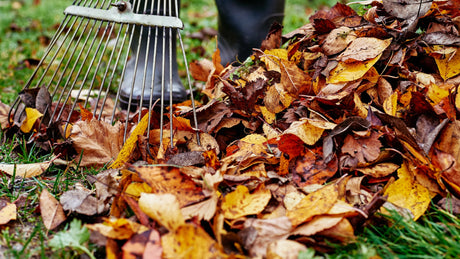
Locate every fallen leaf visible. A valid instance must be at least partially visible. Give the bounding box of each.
[133,166,206,207]
[0,202,16,225]
[138,193,185,231]
[286,183,340,227]
[0,160,51,178]
[122,230,162,259]
[356,163,400,178]
[384,162,431,220]
[110,112,149,169]
[328,54,382,83]
[221,184,271,219]
[70,119,124,167]
[266,240,308,259]
[40,189,66,230]
[338,38,392,63]
[86,218,149,240]
[20,107,42,133]
[241,216,292,258]
[291,215,343,236]
[60,189,107,216]
[162,223,222,259]
[341,130,382,166]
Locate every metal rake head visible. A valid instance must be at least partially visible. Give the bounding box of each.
[9,0,199,148]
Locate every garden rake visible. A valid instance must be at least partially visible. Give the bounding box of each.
[9,0,199,149]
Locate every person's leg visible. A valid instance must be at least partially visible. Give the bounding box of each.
[215,0,285,66]
[119,0,186,110]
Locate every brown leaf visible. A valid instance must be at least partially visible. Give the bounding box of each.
[70,119,124,167]
[121,230,162,259]
[341,130,382,165]
[241,216,292,258]
[133,166,207,207]
[0,101,10,130]
[280,59,314,97]
[40,189,66,230]
[293,146,337,186]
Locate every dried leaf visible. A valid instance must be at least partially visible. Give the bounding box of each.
[341,130,382,165]
[20,108,42,133]
[71,119,124,167]
[266,240,307,259]
[356,163,400,178]
[286,183,339,227]
[338,38,391,63]
[384,162,431,220]
[138,193,185,231]
[162,224,222,259]
[86,218,149,240]
[0,202,16,225]
[0,101,11,130]
[0,160,51,178]
[110,112,149,169]
[40,189,66,230]
[133,166,206,207]
[328,54,382,84]
[121,230,162,259]
[241,216,292,258]
[291,215,343,236]
[221,184,271,219]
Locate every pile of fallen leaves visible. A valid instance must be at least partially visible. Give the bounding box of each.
[2,0,460,257]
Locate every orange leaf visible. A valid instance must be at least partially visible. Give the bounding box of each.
[78,103,93,121]
[134,166,206,207]
[86,218,149,240]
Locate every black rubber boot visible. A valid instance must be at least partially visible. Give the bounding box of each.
[119,0,186,110]
[215,0,285,66]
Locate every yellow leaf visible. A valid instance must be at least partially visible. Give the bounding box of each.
[431,46,460,80]
[221,185,271,219]
[109,112,150,169]
[124,182,152,198]
[0,161,51,178]
[240,134,267,145]
[0,202,16,225]
[162,224,223,259]
[138,193,185,231]
[427,84,449,105]
[328,53,382,84]
[283,120,325,146]
[259,106,276,124]
[20,108,42,133]
[384,162,431,220]
[286,183,339,227]
[86,218,149,240]
[383,91,398,116]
